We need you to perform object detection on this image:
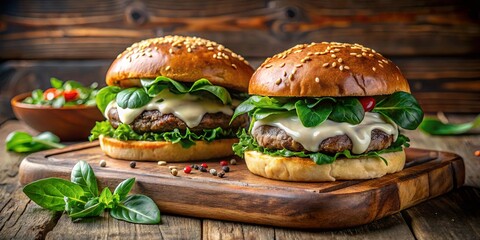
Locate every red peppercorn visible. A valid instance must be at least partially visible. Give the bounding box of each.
[220,160,228,166]
[475,150,480,157]
[183,166,192,174]
[201,163,208,168]
[359,97,376,112]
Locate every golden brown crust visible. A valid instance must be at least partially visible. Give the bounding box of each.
[106,36,254,92]
[99,135,238,162]
[244,150,405,182]
[249,42,410,97]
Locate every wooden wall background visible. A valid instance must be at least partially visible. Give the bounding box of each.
[1,0,480,119]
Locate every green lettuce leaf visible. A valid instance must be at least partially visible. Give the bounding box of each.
[90,121,235,148]
[232,129,409,165]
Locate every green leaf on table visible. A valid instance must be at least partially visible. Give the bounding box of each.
[96,86,121,114]
[23,178,86,211]
[110,195,161,224]
[116,88,152,109]
[373,91,424,130]
[114,178,135,200]
[71,161,98,197]
[69,197,105,219]
[329,98,364,124]
[5,131,65,153]
[419,115,480,135]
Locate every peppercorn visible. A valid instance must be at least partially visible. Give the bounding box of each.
[193,164,199,170]
[475,150,480,157]
[230,159,237,165]
[200,166,208,172]
[201,163,208,168]
[209,169,217,176]
[171,169,178,176]
[220,160,228,166]
[158,161,167,166]
[99,160,106,167]
[130,161,136,168]
[222,166,230,173]
[168,166,178,170]
[184,166,192,174]
[218,171,225,178]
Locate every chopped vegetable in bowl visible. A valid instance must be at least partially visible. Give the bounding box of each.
[22,77,98,107]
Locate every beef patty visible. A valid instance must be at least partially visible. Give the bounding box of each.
[252,125,394,154]
[108,108,248,133]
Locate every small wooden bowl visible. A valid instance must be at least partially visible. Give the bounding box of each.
[11,92,105,141]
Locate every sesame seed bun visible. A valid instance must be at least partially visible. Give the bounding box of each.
[106,35,254,92]
[244,150,405,182]
[249,42,410,97]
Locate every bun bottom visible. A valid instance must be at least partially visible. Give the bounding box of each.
[244,150,405,182]
[99,135,238,162]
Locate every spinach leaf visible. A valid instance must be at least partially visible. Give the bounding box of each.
[23,178,86,211]
[69,198,105,219]
[295,99,332,127]
[110,195,161,224]
[373,91,424,130]
[116,88,152,109]
[96,86,121,114]
[329,98,364,124]
[419,115,480,135]
[6,131,65,153]
[114,178,135,201]
[231,96,292,123]
[71,161,98,197]
[141,77,232,104]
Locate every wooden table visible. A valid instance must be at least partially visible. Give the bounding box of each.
[1,115,479,239]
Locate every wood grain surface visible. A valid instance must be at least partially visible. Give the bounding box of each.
[18,141,464,229]
[1,119,479,238]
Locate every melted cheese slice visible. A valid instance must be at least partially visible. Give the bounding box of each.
[105,89,233,128]
[252,112,398,154]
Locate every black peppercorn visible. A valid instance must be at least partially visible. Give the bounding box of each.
[130,161,136,168]
[193,164,199,170]
[222,166,230,172]
[200,166,207,172]
[218,171,225,178]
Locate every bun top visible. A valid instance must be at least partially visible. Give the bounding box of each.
[106,36,254,92]
[249,42,410,97]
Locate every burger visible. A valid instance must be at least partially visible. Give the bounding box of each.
[231,42,424,181]
[90,36,254,162]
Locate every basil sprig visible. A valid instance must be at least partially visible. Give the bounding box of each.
[6,131,65,153]
[89,121,235,148]
[95,77,232,114]
[233,129,410,165]
[23,161,160,224]
[231,91,423,130]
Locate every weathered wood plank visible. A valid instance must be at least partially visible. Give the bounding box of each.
[402,187,480,240]
[274,213,414,240]
[203,220,275,240]
[1,0,479,59]
[45,213,202,240]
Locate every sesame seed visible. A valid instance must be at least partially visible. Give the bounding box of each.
[315,77,320,83]
[292,69,297,75]
[334,49,340,52]
[280,62,286,67]
[356,54,362,58]
[331,54,336,58]
[314,52,321,55]
[338,58,343,63]
[213,53,217,58]
[372,67,376,71]
[284,71,287,77]
[322,63,329,67]
[289,75,294,81]
[231,64,237,69]
[207,47,214,51]
[265,64,272,68]
[362,52,367,57]
[344,65,350,70]
[369,54,373,57]
[307,52,313,56]
[294,50,302,53]
[379,63,384,68]
[295,64,303,68]
[275,79,282,85]
[187,48,192,53]
[350,53,357,56]
[339,65,344,71]
[332,62,337,67]
[169,49,173,54]
[165,66,171,71]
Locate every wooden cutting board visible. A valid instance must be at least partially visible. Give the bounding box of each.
[18,142,464,229]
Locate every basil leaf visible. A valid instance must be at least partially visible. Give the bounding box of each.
[6,131,65,153]
[419,115,480,135]
[329,98,364,124]
[96,86,121,114]
[69,198,105,219]
[23,178,86,211]
[50,77,63,89]
[295,99,332,127]
[99,187,114,208]
[231,96,291,123]
[114,178,135,201]
[71,161,98,197]
[373,91,424,130]
[110,195,161,224]
[116,88,152,109]
[90,121,235,148]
